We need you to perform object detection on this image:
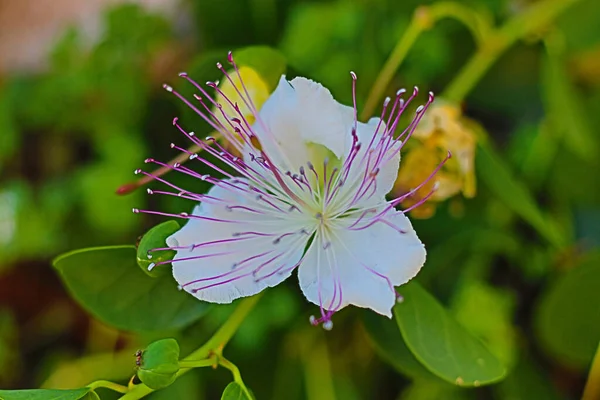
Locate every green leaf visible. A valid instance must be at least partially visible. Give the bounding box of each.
[0,388,98,400]
[361,311,442,382]
[137,338,180,390]
[451,282,518,368]
[137,221,180,277]
[476,141,565,247]
[535,251,600,369]
[221,382,253,400]
[53,245,210,332]
[395,281,506,386]
[542,52,597,163]
[234,46,287,91]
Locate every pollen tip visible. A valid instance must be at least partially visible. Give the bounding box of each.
[134,169,142,174]
[396,88,406,96]
[144,158,153,163]
[170,143,175,148]
[132,208,139,213]
[323,320,333,331]
[177,285,183,291]
[163,84,173,92]
[413,86,419,95]
[416,105,425,113]
[189,153,198,160]
[396,294,404,304]
[147,188,153,194]
[227,51,234,63]
[172,117,178,125]
[189,131,195,136]
[309,315,317,326]
[383,96,391,107]
[178,72,188,77]
[147,263,155,271]
[350,71,357,80]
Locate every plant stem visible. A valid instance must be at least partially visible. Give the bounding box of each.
[361,2,488,120]
[219,356,253,398]
[118,294,262,400]
[87,380,128,394]
[178,358,216,369]
[443,0,581,102]
[583,341,600,400]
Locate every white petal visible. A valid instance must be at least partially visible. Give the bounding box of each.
[247,76,352,172]
[167,179,306,303]
[298,208,425,317]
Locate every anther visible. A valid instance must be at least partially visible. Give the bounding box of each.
[134,169,141,174]
[177,285,183,291]
[189,154,198,160]
[416,105,424,113]
[322,320,333,331]
[396,88,406,96]
[309,315,317,325]
[163,84,173,92]
[178,72,188,77]
[180,212,189,217]
[216,62,223,69]
[383,97,391,107]
[147,188,153,194]
[147,263,156,271]
[350,71,357,80]
[132,208,140,213]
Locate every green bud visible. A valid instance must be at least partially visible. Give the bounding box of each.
[136,220,180,277]
[137,338,180,389]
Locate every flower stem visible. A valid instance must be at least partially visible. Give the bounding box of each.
[443,0,581,102]
[178,357,217,369]
[218,356,253,398]
[87,380,128,394]
[583,341,600,400]
[118,294,262,400]
[361,2,489,120]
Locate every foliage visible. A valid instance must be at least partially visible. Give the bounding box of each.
[0,0,599,399]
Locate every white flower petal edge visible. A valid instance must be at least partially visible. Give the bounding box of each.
[298,208,425,318]
[167,181,305,303]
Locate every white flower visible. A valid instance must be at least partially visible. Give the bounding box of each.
[135,53,442,329]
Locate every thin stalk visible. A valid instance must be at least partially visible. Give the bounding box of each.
[118,294,261,400]
[87,380,128,394]
[443,0,582,102]
[361,2,488,119]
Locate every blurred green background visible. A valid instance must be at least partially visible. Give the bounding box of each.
[0,0,599,399]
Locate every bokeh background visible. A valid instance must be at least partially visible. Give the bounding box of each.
[1,0,599,399]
